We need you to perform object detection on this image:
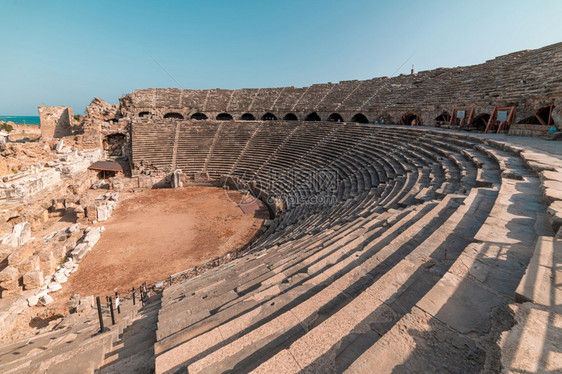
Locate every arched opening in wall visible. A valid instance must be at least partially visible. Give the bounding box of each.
[262,113,278,121]
[283,113,298,121]
[164,112,184,119]
[191,112,208,120]
[472,113,490,131]
[434,111,451,126]
[216,113,234,121]
[138,111,151,118]
[103,133,126,157]
[240,113,255,121]
[401,112,422,126]
[327,113,344,122]
[351,113,369,123]
[518,105,556,126]
[305,112,321,121]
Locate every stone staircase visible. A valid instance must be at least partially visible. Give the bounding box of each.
[0,294,150,374]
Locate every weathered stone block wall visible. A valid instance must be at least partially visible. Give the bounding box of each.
[118,42,562,126]
[508,124,551,137]
[38,106,73,140]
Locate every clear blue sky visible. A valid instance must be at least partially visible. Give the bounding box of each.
[1,0,561,115]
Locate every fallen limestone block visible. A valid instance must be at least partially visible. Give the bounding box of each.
[55,140,64,153]
[23,270,44,290]
[48,282,62,292]
[96,205,112,221]
[91,179,106,190]
[39,294,54,306]
[0,222,31,248]
[0,246,11,263]
[74,206,85,217]
[70,242,90,262]
[27,295,39,306]
[38,249,56,275]
[0,266,21,296]
[66,223,80,234]
[53,272,68,284]
[18,255,40,274]
[0,266,19,283]
[0,169,61,201]
[82,226,103,246]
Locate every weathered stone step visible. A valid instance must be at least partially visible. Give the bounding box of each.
[184,197,465,374]
[515,236,562,307]
[251,188,495,373]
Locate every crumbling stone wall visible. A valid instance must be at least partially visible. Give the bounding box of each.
[81,97,121,149]
[38,106,73,140]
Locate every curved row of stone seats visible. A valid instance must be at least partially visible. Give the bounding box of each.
[257,129,463,238]
[260,126,407,208]
[151,128,510,371]
[230,122,300,180]
[131,121,177,171]
[175,123,222,175]
[291,84,332,112]
[247,88,284,113]
[206,122,261,179]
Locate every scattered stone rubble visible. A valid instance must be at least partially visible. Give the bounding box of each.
[0,222,107,335]
[0,146,117,336]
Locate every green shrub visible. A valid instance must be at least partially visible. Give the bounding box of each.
[0,122,13,132]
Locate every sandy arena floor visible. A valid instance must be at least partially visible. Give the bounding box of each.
[59,187,266,299]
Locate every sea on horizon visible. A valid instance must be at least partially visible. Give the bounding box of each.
[0,116,40,125]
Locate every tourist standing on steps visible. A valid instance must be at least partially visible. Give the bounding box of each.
[141,282,149,306]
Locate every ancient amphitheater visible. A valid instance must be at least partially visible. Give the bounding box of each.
[0,42,562,373]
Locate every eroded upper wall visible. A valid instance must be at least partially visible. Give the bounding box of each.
[119,42,562,124]
[38,106,73,140]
